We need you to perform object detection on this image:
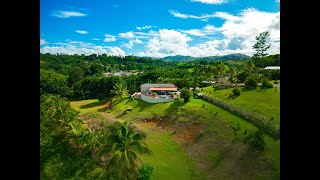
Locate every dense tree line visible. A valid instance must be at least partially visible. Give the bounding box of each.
[40,53,177,76]
[40,52,280,100]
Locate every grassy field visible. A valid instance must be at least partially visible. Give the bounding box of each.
[70,98,199,179]
[70,97,280,179]
[201,86,280,126]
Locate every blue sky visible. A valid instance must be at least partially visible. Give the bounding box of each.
[40,0,280,58]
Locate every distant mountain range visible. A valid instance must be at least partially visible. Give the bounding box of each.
[158,53,251,62]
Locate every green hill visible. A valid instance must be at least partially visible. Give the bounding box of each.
[70,96,280,179]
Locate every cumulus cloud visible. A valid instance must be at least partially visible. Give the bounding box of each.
[40,45,125,56]
[136,29,193,57]
[124,38,143,49]
[136,25,155,30]
[137,9,280,58]
[51,11,87,18]
[75,30,88,34]
[104,34,116,42]
[40,39,47,45]
[118,32,134,39]
[190,0,228,4]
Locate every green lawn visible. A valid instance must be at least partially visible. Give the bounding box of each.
[136,122,198,180]
[70,97,280,179]
[70,99,104,113]
[201,86,280,126]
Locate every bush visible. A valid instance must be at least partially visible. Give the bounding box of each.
[243,129,265,151]
[170,92,174,98]
[138,164,154,180]
[261,79,273,89]
[180,88,191,102]
[232,87,240,97]
[244,76,258,89]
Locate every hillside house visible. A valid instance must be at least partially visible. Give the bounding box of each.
[140,83,178,103]
[264,66,280,70]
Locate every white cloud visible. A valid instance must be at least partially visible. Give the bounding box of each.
[137,9,280,58]
[275,0,280,2]
[134,30,159,39]
[40,39,47,45]
[104,34,116,42]
[214,12,240,21]
[66,40,95,48]
[181,29,206,36]
[40,45,125,56]
[124,38,143,49]
[190,0,228,4]
[169,10,238,21]
[124,41,134,49]
[118,32,134,39]
[136,29,193,57]
[169,10,213,21]
[51,11,87,18]
[136,25,155,30]
[92,38,101,40]
[75,30,88,34]
[177,25,219,38]
[134,39,143,44]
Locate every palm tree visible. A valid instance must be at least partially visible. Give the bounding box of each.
[104,121,153,179]
[228,66,238,86]
[111,80,128,101]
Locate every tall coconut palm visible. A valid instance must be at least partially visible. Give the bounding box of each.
[104,121,153,179]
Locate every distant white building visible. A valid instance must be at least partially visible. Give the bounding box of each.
[102,72,113,76]
[264,66,280,70]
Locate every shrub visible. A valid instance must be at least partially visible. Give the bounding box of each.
[261,79,273,89]
[170,92,174,98]
[152,92,156,96]
[243,129,265,151]
[244,76,258,89]
[138,164,154,180]
[180,88,191,102]
[232,87,240,97]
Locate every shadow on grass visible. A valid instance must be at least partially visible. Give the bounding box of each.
[164,99,186,116]
[80,101,104,109]
[109,98,126,110]
[136,99,158,112]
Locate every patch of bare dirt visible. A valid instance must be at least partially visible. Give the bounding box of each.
[137,118,277,179]
[80,112,118,130]
[99,100,112,110]
[136,119,204,144]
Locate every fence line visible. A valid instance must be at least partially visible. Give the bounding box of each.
[201,95,280,139]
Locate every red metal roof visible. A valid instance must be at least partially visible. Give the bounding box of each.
[149,87,177,91]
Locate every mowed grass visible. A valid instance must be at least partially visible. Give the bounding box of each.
[202,86,280,126]
[136,122,198,180]
[70,97,280,179]
[70,99,103,113]
[70,98,199,179]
